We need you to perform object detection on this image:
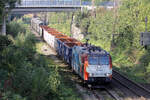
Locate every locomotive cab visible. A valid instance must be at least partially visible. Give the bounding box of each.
[72,45,112,84]
[86,53,112,83]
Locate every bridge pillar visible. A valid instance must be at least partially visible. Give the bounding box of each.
[70,12,74,37]
[43,12,49,25]
[0,15,6,35]
[7,14,12,22]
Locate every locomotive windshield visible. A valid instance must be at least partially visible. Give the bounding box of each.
[88,56,99,65]
[88,56,109,65]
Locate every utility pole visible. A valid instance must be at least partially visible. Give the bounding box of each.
[112,0,119,40]
[70,12,74,37]
[113,0,117,34]
[111,0,119,50]
[44,12,48,25]
[2,15,6,35]
[92,0,95,17]
[1,10,6,36]
[145,16,148,32]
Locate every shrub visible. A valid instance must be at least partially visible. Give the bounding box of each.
[7,19,27,37]
[0,35,12,51]
[1,91,26,100]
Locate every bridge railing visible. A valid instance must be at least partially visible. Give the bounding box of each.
[81,1,92,6]
[15,0,81,7]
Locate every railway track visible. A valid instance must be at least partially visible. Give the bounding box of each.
[104,86,123,100]
[88,84,121,100]
[90,88,120,100]
[76,80,121,100]
[92,90,104,100]
[113,70,150,98]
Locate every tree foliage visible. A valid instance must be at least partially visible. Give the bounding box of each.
[47,12,73,36]
[74,0,150,83]
[0,17,81,100]
[0,0,20,24]
[0,19,59,99]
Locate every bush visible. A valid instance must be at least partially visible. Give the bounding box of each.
[30,67,50,100]
[48,66,60,94]
[0,18,65,99]
[7,19,27,37]
[1,91,26,100]
[0,35,12,51]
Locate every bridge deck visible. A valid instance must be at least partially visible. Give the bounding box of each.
[10,7,81,14]
[7,0,81,13]
[15,0,81,7]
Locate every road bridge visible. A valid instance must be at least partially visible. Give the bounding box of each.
[7,0,81,14]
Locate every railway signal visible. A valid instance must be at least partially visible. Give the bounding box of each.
[140,16,150,46]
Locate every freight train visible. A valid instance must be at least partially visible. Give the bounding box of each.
[31,18,112,84]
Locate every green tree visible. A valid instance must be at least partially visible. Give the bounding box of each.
[0,0,20,24]
[73,0,150,83]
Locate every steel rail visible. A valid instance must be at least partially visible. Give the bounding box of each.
[113,70,150,98]
[92,90,103,100]
[104,86,122,100]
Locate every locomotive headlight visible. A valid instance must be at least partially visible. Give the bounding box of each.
[89,73,92,76]
[105,73,110,76]
[97,66,101,68]
[107,73,110,76]
[89,73,94,77]
[105,73,109,76]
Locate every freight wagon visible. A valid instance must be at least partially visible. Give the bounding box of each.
[31,18,43,36]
